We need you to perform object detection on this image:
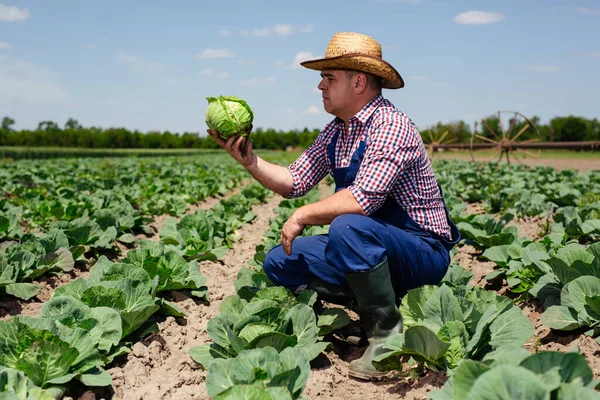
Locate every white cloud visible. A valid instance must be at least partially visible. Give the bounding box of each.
[87,44,96,49]
[273,24,293,35]
[574,7,600,15]
[250,28,270,36]
[516,65,562,72]
[453,11,505,25]
[277,52,318,70]
[218,29,232,37]
[117,52,163,75]
[0,54,74,104]
[239,24,313,37]
[0,4,30,22]
[294,52,316,64]
[588,52,600,57]
[0,41,12,50]
[216,72,229,79]
[196,48,235,59]
[304,106,322,115]
[200,68,213,76]
[312,88,321,94]
[240,76,276,86]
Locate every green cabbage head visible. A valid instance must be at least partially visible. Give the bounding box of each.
[205,95,254,140]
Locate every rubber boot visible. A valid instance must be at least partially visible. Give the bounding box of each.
[307,280,365,345]
[344,259,403,380]
[307,279,356,305]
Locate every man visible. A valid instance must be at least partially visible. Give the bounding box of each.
[208,31,460,380]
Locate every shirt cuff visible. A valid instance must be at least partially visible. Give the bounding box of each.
[348,184,386,215]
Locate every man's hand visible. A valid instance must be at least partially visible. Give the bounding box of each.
[281,212,305,255]
[207,125,254,168]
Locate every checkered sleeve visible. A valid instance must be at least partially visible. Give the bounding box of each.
[286,129,331,199]
[348,114,421,214]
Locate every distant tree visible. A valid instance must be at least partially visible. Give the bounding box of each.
[584,118,600,141]
[1,117,15,131]
[479,115,502,140]
[37,121,61,132]
[550,116,587,142]
[64,118,82,130]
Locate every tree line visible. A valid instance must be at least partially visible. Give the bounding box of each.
[0,114,598,151]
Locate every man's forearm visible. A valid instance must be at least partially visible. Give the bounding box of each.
[294,188,366,226]
[245,155,295,197]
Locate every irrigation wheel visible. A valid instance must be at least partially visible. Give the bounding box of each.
[470,111,542,165]
[422,126,458,159]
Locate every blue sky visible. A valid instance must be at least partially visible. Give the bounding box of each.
[1,0,599,135]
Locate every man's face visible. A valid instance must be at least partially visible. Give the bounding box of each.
[317,69,355,117]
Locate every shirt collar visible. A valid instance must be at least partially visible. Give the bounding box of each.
[334,94,384,126]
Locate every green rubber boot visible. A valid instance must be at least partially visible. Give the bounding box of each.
[344,259,403,380]
[307,279,356,305]
[306,279,364,345]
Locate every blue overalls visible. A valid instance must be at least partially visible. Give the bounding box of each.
[263,128,461,298]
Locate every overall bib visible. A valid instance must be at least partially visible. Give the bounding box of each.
[263,129,461,298]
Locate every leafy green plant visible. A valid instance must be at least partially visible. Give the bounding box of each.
[1,230,75,300]
[531,242,600,309]
[552,206,600,243]
[0,315,113,390]
[0,368,56,399]
[0,210,21,241]
[205,347,309,400]
[429,350,600,400]
[456,213,518,249]
[373,275,534,373]
[188,287,331,370]
[482,233,566,300]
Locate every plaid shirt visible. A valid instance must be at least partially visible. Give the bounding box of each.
[287,94,451,240]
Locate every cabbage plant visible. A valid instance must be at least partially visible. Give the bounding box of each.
[205,95,253,143]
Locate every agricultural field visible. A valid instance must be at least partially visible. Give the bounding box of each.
[1,152,600,400]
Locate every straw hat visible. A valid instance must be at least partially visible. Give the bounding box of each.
[300,32,404,89]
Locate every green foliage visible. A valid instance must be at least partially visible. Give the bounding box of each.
[188,288,331,370]
[205,347,310,399]
[429,351,600,400]
[373,278,534,373]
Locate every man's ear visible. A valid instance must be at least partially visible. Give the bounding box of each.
[354,73,368,93]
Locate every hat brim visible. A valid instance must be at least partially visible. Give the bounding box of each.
[300,53,404,89]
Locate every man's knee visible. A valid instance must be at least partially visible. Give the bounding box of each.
[262,246,283,284]
[328,214,371,246]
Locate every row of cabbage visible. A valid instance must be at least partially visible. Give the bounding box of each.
[0,156,250,299]
[0,156,250,229]
[0,176,272,398]
[188,183,355,400]
[447,198,600,345]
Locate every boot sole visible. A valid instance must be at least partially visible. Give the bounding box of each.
[348,368,392,381]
